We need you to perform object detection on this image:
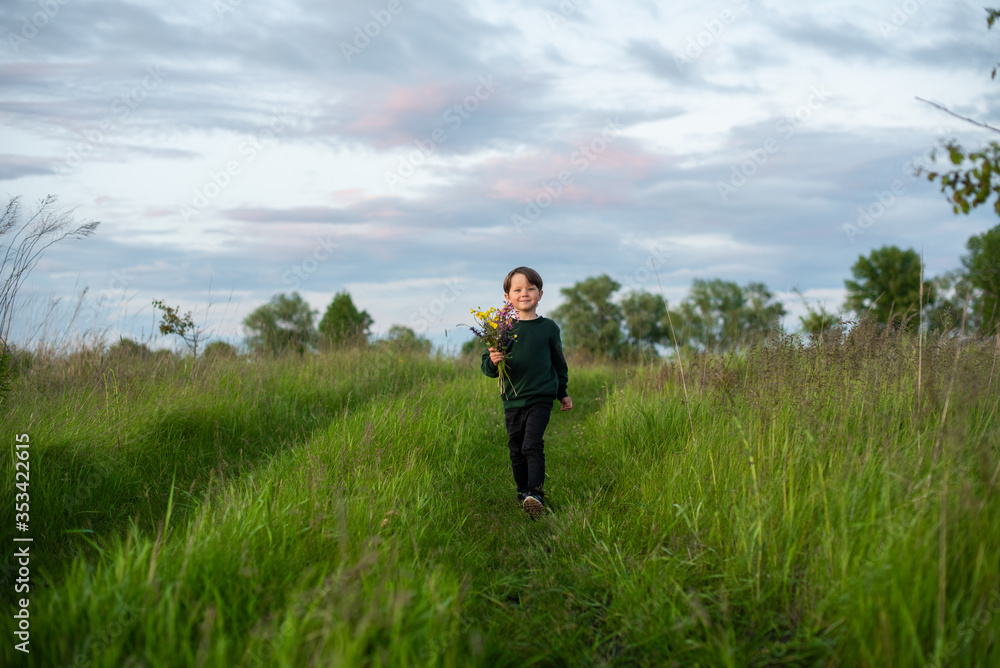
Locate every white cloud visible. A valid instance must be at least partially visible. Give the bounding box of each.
[2,0,997,351]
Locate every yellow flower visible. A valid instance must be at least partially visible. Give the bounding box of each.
[490,322,497,328]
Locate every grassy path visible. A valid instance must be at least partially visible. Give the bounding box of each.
[517,364,624,513]
[455,366,638,665]
[3,344,999,667]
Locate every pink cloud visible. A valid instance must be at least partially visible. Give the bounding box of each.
[142,207,174,218]
[363,205,404,219]
[342,82,454,147]
[331,188,366,203]
[481,142,662,204]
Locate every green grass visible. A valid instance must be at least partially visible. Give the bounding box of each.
[2,334,999,666]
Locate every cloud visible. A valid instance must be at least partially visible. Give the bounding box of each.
[769,14,890,60]
[0,154,58,180]
[626,38,756,92]
[221,206,360,225]
[3,0,997,352]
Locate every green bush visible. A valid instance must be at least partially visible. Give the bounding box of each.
[202,340,239,359]
[105,337,152,361]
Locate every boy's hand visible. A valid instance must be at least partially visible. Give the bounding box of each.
[488,347,504,365]
[559,396,573,411]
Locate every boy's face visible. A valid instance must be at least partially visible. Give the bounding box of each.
[505,273,542,317]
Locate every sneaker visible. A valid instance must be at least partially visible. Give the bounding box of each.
[522,494,544,520]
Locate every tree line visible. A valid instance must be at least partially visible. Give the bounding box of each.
[239,290,430,356]
[542,223,1000,359]
[232,218,998,360]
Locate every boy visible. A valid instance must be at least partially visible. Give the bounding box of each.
[482,267,572,519]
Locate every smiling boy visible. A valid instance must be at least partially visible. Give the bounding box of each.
[482,267,572,519]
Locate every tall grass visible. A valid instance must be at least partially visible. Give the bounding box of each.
[1,329,998,666]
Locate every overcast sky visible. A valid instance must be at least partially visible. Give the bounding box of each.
[2,0,999,352]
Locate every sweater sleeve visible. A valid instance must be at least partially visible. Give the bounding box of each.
[550,322,569,399]
[481,347,499,378]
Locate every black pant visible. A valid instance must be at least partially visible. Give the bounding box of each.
[504,402,552,494]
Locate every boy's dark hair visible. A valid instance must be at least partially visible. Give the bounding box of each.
[504,266,543,294]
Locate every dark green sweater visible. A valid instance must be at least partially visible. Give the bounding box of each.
[480,316,569,408]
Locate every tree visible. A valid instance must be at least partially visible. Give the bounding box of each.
[740,282,788,338]
[799,304,842,344]
[376,325,432,355]
[926,269,977,336]
[963,224,1000,335]
[791,287,842,343]
[670,279,786,351]
[620,290,668,356]
[550,274,623,357]
[202,340,239,359]
[460,337,482,358]
[844,246,933,329]
[243,292,317,355]
[105,337,151,361]
[318,291,372,347]
[152,299,203,357]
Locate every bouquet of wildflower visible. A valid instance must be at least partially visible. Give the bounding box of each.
[465,301,519,397]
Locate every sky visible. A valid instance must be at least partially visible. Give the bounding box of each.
[2,0,999,353]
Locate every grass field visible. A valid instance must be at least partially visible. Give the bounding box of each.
[2,329,999,667]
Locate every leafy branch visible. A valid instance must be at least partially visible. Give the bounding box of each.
[922,142,1000,215]
[918,8,1000,216]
